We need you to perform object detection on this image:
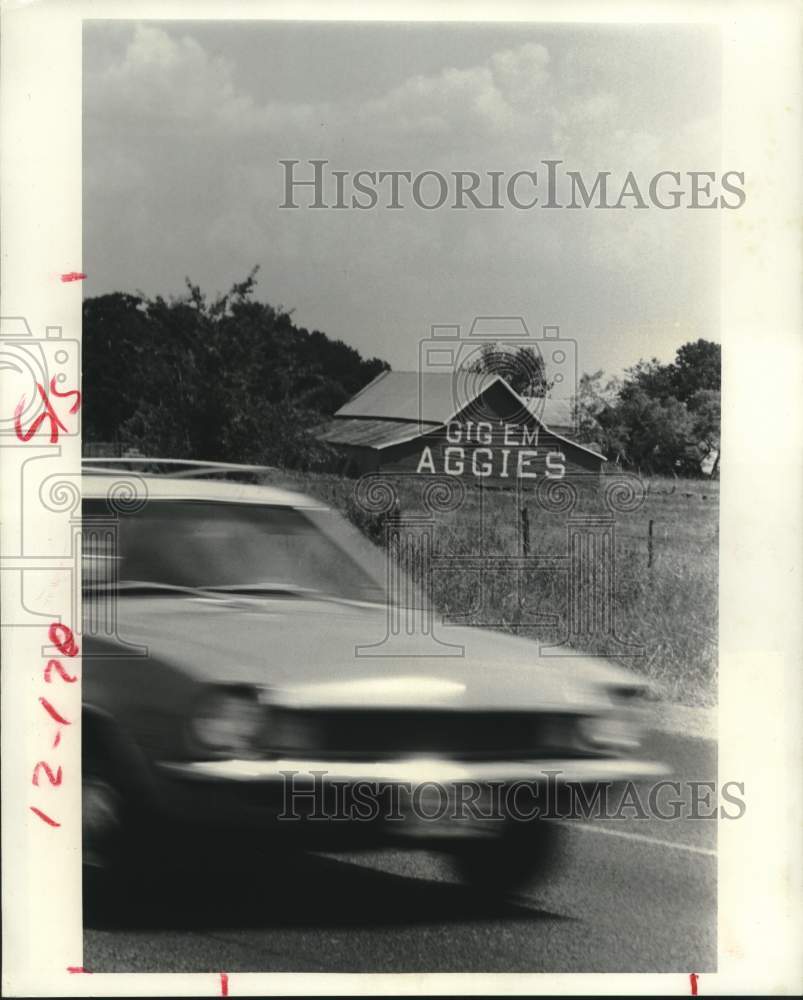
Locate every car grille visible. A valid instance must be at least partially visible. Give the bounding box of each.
[269,708,588,760]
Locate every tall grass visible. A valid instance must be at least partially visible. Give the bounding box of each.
[273,469,718,708]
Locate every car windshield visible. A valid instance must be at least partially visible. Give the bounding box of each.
[81,499,388,605]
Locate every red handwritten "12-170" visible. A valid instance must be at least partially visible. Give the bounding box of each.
[30,623,78,828]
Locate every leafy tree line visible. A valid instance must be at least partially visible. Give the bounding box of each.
[84,270,719,477]
[573,339,721,475]
[82,269,388,467]
[459,338,720,475]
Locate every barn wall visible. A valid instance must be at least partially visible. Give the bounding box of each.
[376,424,599,484]
[323,381,603,482]
[376,380,598,483]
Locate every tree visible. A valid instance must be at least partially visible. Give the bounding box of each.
[466,343,554,397]
[575,338,721,475]
[82,292,151,442]
[614,389,694,474]
[618,340,720,402]
[688,388,721,475]
[573,369,622,444]
[82,269,389,466]
[672,340,721,402]
[619,358,677,404]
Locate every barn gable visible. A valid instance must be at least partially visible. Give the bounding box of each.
[315,370,605,482]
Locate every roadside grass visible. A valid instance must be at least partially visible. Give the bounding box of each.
[272,469,719,708]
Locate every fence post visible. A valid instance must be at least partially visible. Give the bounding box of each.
[521,505,530,557]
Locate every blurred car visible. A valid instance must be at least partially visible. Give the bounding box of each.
[81,459,665,895]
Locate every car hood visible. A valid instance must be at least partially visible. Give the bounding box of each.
[112,594,646,713]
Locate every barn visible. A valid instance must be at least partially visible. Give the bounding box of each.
[315,371,605,485]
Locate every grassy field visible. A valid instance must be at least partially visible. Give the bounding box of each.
[272,469,719,708]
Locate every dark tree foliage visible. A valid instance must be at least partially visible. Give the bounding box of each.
[574,339,721,475]
[672,340,721,402]
[620,340,721,405]
[82,269,388,467]
[466,343,553,397]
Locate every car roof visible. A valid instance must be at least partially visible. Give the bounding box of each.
[81,473,326,510]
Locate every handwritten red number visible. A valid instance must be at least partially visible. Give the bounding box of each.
[48,623,79,657]
[30,806,60,827]
[39,697,70,725]
[14,385,68,443]
[31,622,77,832]
[44,658,78,684]
[14,378,81,444]
[49,376,81,414]
[32,761,63,786]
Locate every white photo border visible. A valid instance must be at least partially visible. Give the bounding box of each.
[1,0,801,995]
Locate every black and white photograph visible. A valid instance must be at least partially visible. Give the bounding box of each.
[78,16,725,974]
[1,3,801,996]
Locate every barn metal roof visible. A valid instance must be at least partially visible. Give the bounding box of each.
[316,417,440,449]
[521,396,574,429]
[335,370,497,424]
[337,371,576,430]
[326,371,606,461]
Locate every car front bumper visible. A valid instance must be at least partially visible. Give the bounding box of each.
[160,754,668,785]
[153,754,669,846]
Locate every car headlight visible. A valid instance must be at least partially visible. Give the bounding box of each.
[189,686,267,757]
[577,713,642,752]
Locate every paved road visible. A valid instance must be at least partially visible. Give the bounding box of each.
[84,728,716,973]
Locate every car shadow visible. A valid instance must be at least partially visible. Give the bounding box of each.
[85,833,571,932]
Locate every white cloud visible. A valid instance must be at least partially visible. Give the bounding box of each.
[87,24,316,136]
[87,25,715,172]
[84,23,722,374]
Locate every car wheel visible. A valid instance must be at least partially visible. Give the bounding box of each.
[82,763,126,872]
[82,753,133,920]
[451,820,562,897]
[81,724,152,919]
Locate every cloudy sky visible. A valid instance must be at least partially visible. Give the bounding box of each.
[84,20,721,379]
